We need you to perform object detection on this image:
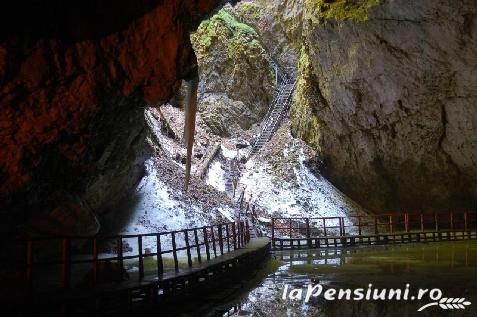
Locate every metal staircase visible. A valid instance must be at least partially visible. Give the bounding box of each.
[246,77,296,158]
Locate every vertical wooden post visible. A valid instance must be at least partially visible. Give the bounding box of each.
[358,217,362,236]
[289,219,293,239]
[464,212,468,231]
[211,227,217,257]
[171,232,179,272]
[450,212,454,231]
[225,224,231,252]
[184,230,193,267]
[156,234,163,276]
[245,220,250,243]
[420,213,424,232]
[138,236,144,279]
[271,218,275,249]
[434,213,439,231]
[404,213,409,233]
[341,217,346,236]
[323,218,327,237]
[389,215,393,233]
[306,218,311,248]
[218,225,224,255]
[203,227,210,261]
[194,229,202,263]
[62,238,71,289]
[117,237,124,280]
[232,223,237,250]
[26,240,33,291]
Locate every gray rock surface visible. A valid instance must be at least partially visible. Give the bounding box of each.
[290,0,477,211]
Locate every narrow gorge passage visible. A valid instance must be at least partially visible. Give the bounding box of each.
[1,1,477,316]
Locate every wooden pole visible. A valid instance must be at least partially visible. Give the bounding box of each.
[184,74,199,191]
[203,227,210,261]
[306,218,311,248]
[171,232,179,272]
[156,234,163,276]
[138,236,144,279]
[194,229,202,263]
[184,230,193,267]
[271,218,275,248]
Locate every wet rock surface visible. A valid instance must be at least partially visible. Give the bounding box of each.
[247,0,477,212]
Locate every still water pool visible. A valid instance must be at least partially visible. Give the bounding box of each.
[205,241,477,317]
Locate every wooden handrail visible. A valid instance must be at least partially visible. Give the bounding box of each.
[19,221,249,292]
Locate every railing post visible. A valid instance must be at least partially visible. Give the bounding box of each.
[434,213,439,232]
[184,230,193,267]
[194,228,202,263]
[450,212,454,231]
[342,217,346,236]
[218,225,224,255]
[62,238,71,289]
[245,220,250,243]
[156,234,163,276]
[26,240,33,292]
[232,223,237,250]
[203,227,210,261]
[464,212,468,231]
[171,232,179,272]
[225,223,231,252]
[389,215,393,233]
[358,217,362,236]
[323,218,327,236]
[211,227,217,257]
[306,218,311,248]
[138,236,144,279]
[420,213,424,232]
[374,216,378,234]
[117,237,124,280]
[405,213,409,233]
[271,218,275,249]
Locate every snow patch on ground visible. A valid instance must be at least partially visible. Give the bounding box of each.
[119,159,213,254]
[240,149,364,221]
[206,160,226,192]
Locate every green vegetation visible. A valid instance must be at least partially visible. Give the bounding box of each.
[191,9,259,55]
[290,45,323,151]
[307,0,380,22]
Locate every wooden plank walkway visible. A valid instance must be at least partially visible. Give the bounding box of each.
[271,212,477,250]
[6,237,270,316]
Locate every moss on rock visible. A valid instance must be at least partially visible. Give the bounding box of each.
[290,45,323,151]
[306,0,379,22]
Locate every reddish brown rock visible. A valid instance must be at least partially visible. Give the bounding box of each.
[0,0,222,233]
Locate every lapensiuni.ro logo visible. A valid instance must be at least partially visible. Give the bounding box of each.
[282,283,471,312]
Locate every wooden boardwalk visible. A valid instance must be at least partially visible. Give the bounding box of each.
[7,238,270,315]
[271,212,477,250]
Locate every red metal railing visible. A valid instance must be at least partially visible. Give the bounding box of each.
[271,212,477,246]
[14,221,250,292]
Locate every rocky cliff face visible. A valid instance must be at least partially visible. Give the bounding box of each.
[191,8,275,137]
[0,1,222,234]
[284,0,477,211]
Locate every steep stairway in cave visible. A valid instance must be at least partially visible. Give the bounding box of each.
[246,67,296,158]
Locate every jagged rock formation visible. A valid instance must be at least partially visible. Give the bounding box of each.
[0,1,223,234]
[191,8,275,137]
[254,0,477,212]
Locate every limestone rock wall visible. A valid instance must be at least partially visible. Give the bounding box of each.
[191,8,275,137]
[290,0,477,211]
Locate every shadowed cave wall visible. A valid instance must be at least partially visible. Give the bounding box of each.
[0,0,224,235]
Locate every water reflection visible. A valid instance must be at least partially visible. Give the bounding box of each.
[208,241,477,317]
